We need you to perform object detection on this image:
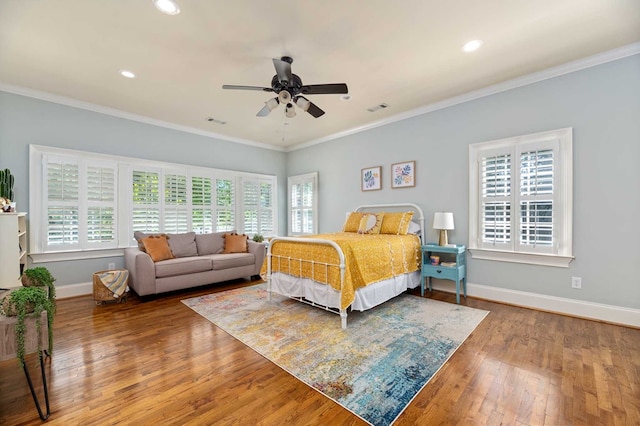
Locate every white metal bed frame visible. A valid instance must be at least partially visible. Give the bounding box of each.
[266,203,425,329]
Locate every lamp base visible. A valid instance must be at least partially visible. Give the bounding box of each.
[438,230,448,246]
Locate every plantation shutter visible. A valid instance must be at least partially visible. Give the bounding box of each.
[288,173,316,235]
[259,180,274,235]
[480,154,511,245]
[215,177,235,232]
[47,159,80,247]
[86,164,117,245]
[519,149,554,247]
[192,176,213,233]
[242,179,259,235]
[291,182,303,233]
[164,173,188,233]
[132,169,160,233]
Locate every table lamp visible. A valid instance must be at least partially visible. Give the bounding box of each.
[433,212,454,246]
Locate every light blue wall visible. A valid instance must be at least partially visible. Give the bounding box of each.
[2,55,639,309]
[287,54,640,310]
[0,92,287,285]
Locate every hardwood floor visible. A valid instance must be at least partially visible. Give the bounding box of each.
[1,279,639,425]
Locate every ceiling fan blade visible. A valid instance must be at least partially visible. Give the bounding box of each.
[222,85,273,92]
[256,104,272,117]
[301,83,348,95]
[295,96,325,118]
[306,101,325,118]
[272,58,293,84]
[256,97,279,117]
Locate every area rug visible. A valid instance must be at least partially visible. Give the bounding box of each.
[182,284,489,426]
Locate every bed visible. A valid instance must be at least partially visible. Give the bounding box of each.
[266,203,425,328]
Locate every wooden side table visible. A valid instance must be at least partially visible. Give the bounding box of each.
[0,306,51,420]
[421,243,467,304]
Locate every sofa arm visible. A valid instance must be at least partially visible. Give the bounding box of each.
[124,247,156,296]
[247,241,266,276]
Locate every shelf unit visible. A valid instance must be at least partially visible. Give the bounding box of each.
[0,212,27,289]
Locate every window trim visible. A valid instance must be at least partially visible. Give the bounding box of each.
[468,128,573,267]
[29,144,278,262]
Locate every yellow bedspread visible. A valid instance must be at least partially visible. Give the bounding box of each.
[267,232,421,309]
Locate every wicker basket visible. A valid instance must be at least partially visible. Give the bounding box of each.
[93,270,129,305]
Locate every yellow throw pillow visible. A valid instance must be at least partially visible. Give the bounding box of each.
[342,212,365,232]
[141,235,175,262]
[223,233,248,253]
[380,211,415,235]
[357,212,384,234]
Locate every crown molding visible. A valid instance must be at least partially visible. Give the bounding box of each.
[0,83,285,152]
[290,42,640,151]
[2,42,638,153]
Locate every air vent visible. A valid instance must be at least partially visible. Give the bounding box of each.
[367,103,390,113]
[206,117,226,125]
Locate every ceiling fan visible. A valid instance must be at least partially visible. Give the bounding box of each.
[222,56,348,118]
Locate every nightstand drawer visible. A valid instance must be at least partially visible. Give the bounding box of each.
[422,265,459,280]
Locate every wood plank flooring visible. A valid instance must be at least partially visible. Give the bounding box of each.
[1,279,639,425]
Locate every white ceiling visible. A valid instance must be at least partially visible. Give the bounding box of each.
[1,0,639,150]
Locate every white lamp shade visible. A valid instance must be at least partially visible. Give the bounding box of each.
[433,212,454,230]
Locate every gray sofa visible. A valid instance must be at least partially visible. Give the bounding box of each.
[124,231,265,297]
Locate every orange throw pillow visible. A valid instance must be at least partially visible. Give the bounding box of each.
[141,235,175,262]
[223,233,248,253]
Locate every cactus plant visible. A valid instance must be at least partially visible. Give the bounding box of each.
[0,168,15,201]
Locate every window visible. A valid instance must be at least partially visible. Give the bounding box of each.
[288,172,318,235]
[242,177,274,237]
[44,155,118,251]
[468,128,573,267]
[29,145,277,261]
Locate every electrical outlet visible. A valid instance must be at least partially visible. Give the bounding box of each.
[108,262,115,270]
[571,276,582,289]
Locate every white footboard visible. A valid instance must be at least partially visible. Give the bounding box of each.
[266,237,348,329]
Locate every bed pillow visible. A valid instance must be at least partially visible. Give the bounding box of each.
[140,235,175,262]
[357,213,384,234]
[407,220,421,235]
[342,212,365,232]
[380,211,415,235]
[223,233,248,253]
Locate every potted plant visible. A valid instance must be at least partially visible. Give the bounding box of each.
[0,287,55,367]
[0,168,15,212]
[21,267,56,303]
[252,233,264,243]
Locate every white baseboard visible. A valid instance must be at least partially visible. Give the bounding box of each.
[58,279,640,328]
[430,281,640,328]
[56,282,92,299]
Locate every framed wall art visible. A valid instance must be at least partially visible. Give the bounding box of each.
[391,161,415,188]
[361,166,382,191]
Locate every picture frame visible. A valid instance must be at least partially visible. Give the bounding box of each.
[391,161,416,188]
[361,166,382,191]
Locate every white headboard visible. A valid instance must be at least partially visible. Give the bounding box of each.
[354,203,425,244]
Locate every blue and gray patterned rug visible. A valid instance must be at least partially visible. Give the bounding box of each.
[182,284,488,426]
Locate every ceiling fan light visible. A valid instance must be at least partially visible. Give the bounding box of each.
[294,96,310,111]
[265,97,279,111]
[285,103,296,118]
[153,0,180,15]
[278,90,292,104]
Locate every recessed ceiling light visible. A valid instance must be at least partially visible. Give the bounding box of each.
[120,70,136,79]
[153,0,180,15]
[462,40,483,53]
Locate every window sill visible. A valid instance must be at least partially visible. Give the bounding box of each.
[468,248,574,268]
[30,248,126,263]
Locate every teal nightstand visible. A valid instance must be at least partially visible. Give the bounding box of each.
[421,243,467,304]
